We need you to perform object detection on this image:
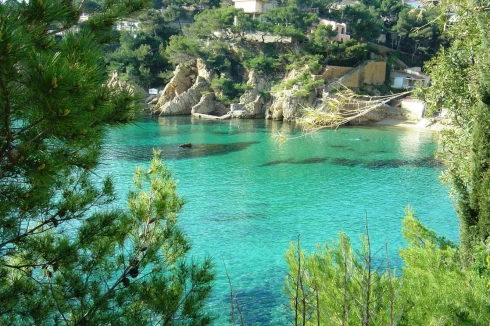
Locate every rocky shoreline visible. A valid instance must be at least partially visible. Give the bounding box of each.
[142,59,442,131]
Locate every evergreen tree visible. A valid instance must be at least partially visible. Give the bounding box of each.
[285,209,490,325]
[0,1,213,323]
[341,4,382,42]
[423,0,490,266]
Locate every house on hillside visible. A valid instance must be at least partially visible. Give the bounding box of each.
[115,19,140,32]
[330,0,359,10]
[319,19,350,42]
[232,0,276,20]
[391,68,430,89]
[79,13,90,23]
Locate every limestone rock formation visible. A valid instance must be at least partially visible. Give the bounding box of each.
[243,95,265,117]
[153,60,215,115]
[191,93,228,115]
[196,58,213,81]
[266,90,316,121]
[158,76,209,116]
[233,69,271,118]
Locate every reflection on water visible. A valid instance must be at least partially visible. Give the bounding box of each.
[104,141,260,161]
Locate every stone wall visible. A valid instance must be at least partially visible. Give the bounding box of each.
[362,61,386,85]
[323,66,353,80]
[337,61,386,88]
[341,68,361,88]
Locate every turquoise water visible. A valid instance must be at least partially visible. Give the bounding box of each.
[100,116,458,325]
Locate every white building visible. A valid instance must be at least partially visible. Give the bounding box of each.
[319,19,350,42]
[391,68,430,89]
[330,0,359,10]
[115,19,140,32]
[79,13,90,23]
[232,0,276,19]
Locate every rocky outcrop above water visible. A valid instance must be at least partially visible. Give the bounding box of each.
[153,59,215,116]
[227,70,271,118]
[266,90,316,121]
[158,76,209,116]
[151,58,392,124]
[192,93,228,115]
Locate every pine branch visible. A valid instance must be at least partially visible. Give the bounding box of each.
[0,70,13,158]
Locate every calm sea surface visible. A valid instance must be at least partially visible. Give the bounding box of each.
[100,116,458,325]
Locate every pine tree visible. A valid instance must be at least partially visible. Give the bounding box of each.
[423,0,490,266]
[0,1,213,323]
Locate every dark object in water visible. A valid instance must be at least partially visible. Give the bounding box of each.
[179,143,192,148]
[294,157,328,164]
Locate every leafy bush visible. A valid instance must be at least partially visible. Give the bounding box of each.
[165,34,202,65]
[279,72,323,94]
[244,54,280,74]
[210,78,250,104]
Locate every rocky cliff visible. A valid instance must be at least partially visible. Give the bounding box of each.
[152,59,390,123]
[266,90,316,121]
[153,59,219,116]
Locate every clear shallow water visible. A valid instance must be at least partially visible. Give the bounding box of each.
[100,116,458,325]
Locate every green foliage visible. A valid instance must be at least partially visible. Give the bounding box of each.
[244,54,280,74]
[104,6,181,88]
[275,71,323,98]
[286,233,397,325]
[421,0,490,266]
[257,6,317,39]
[186,7,255,40]
[210,77,249,104]
[0,1,213,323]
[399,208,489,325]
[259,89,271,100]
[304,36,370,67]
[394,8,446,62]
[377,0,403,21]
[202,40,234,75]
[341,4,383,42]
[302,0,337,16]
[285,209,490,325]
[165,34,203,65]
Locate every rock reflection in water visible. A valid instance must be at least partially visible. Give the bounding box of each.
[104,141,260,162]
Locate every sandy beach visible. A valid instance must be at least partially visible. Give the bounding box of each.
[374,118,446,131]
